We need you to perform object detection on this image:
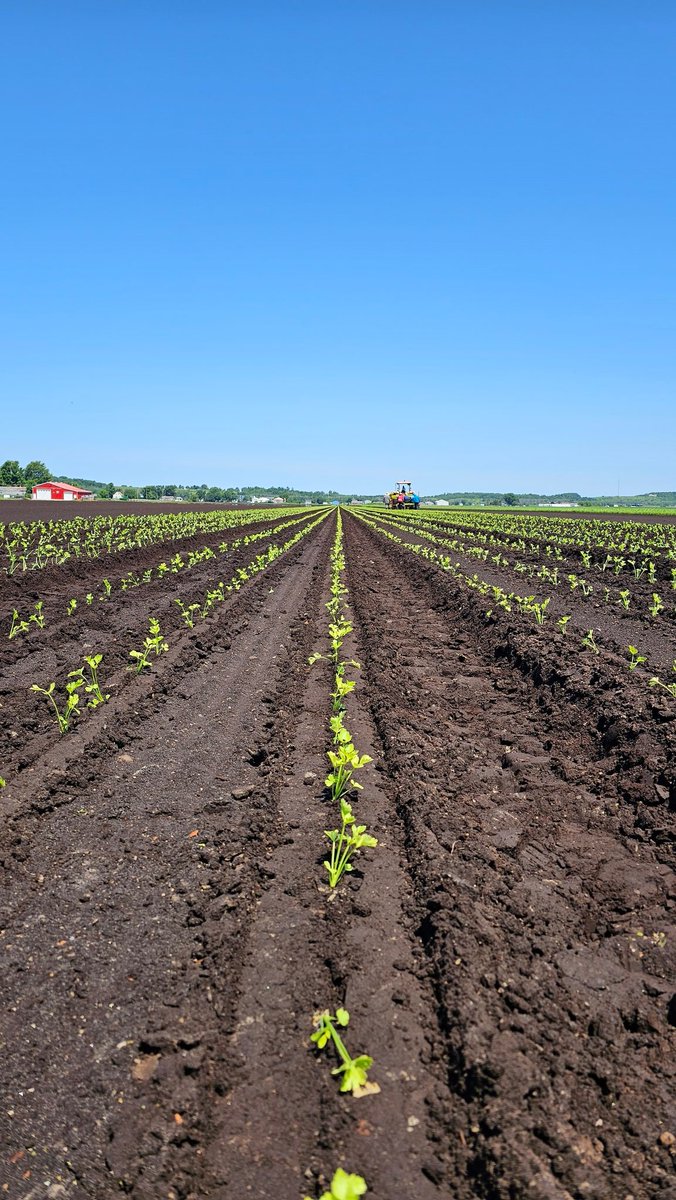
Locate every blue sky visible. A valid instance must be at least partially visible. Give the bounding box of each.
[1,2,674,494]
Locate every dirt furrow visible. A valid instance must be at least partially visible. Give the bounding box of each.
[204,554,441,1198]
[366,512,676,674]
[342,510,676,1200]
[0,514,322,782]
[0,516,333,1199]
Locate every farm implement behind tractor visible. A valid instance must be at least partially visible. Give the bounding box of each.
[387,481,420,509]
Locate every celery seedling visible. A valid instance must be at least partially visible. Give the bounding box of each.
[324,798,377,888]
[129,617,169,672]
[556,615,571,634]
[304,1168,368,1200]
[68,654,110,707]
[581,629,599,654]
[325,743,372,801]
[29,601,46,629]
[310,1009,377,1096]
[9,609,29,640]
[175,599,201,628]
[627,645,646,671]
[649,676,676,699]
[66,598,77,616]
[31,679,82,733]
[649,593,664,618]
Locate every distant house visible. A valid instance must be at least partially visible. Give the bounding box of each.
[0,485,27,498]
[435,499,450,507]
[271,496,285,505]
[32,481,94,501]
[112,491,124,500]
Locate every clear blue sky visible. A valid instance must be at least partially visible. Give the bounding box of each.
[1,1,674,494]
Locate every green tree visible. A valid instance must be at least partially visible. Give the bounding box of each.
[503,493,519,506]
[98,482,115,498]
[23,460,50,485]
[0,460,24,485]
[142,485,161,500]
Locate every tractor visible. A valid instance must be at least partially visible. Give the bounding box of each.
[386,481,420,509]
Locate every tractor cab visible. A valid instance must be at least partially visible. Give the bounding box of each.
[388,481,420,509]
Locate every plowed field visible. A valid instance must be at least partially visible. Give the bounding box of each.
[1,507,674,1200]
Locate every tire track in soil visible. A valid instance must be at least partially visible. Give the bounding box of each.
[0,517,333,1200]
[204,541,440,1199]
[342,510,676,1200]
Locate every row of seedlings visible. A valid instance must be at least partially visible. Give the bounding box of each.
[3,511,331,782]
[303,509,377,1200]
[1,504,314,573]
[6,510,318,642]
[354,509,676,698]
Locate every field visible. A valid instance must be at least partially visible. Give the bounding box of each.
[1,503,674,1200]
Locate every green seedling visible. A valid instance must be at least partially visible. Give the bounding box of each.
[329,713,352,745]
[324,798,377,888]
[129,617,169,672]
[649,593,664,618]
[649,676,676,699]
[9,609,29,640]
[581,629,600,654]
[68,654,110,708]
[0,776,6,788]
[325,742,372,801]
[627,645,646,671]
[85,592,94,605]
[328,619,353,662]
[528,597,550,625]
[618,590,631,610]
[310,1008,377,1096]
[28,601,45,629]
[31,679,82,733]
[175,599,201,628]
[304,1167,368,1200]
[66,598,77,616]
[556,615,571,634]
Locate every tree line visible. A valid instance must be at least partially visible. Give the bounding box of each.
[0,461,358,504]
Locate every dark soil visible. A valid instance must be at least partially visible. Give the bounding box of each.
[0,501,264,523]
[1,507,674,1200]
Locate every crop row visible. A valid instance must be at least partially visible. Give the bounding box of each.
[0,510,330,789]
[353,509,676,701]
[368,504,676,578]
[4,509,316,646]
[368,508,676,627]
[1,504,315,574]
[297,510,377,1199]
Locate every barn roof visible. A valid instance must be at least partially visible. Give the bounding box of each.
[32,481,94,494]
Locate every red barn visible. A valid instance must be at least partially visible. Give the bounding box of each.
[31,481,94,501]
